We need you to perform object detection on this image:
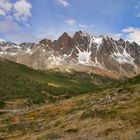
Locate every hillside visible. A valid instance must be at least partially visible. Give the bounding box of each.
[0,58,116,108]
[0,59,139,140]
[0,59,140,140]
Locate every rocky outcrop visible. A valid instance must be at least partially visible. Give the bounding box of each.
[0,31,140,78]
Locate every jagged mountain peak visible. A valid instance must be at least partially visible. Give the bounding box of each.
[0,31,140,78]
[39,39,52,48]
[59,32,71,40]
[73,30,84,37]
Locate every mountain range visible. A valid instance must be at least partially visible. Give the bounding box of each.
[0,31,140,139]
[0,31,140,79]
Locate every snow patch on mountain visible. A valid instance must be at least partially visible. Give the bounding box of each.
[47,50,74,68]
[111,46,135,65]
[48,55,64,67]
[93,37,103,50]
[0,31,140,76]
[76,46,92,65]
[88,35,103,51]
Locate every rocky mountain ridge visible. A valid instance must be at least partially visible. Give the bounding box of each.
[0,31,140,78]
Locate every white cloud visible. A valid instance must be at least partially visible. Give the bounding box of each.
[0,0,32,21]
[6,32,39,43]
[0,19,39,43]
[115,33,123,37]
[65,18,76,26]
[122,27,140,44]
[56,0,69,7]
[13,0,32,21]
[0,9,6,16]
[0,0,12,16]
[79,24,88,28]
[0,20,19,33]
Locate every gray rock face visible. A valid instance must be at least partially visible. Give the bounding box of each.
[0,31,140,77]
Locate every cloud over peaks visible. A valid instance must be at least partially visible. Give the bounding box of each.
[65,18,76,26]
[56,0,70,7]
[0,20,20,33]
[0,0,32,21]
[122,27,140,44]
[13,0,32,21]
[0,0,12,16]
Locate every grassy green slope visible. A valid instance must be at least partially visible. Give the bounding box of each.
[0,72,139,139]
[0,59,116,106]
[0,59,48,105]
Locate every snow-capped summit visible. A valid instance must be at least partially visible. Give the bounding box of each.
[0,31,140,78]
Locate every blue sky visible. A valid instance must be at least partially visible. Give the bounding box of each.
[0,0,140,44]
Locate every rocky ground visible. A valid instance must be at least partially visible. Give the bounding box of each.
[0,76,140,140]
